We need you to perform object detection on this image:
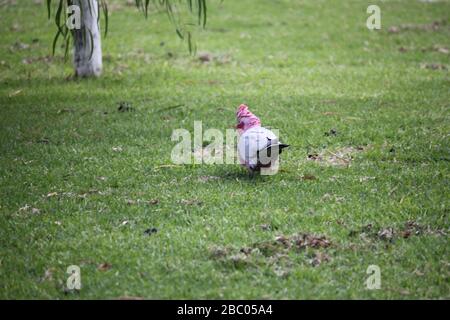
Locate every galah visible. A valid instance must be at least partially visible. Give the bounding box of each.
[236,104,289,172]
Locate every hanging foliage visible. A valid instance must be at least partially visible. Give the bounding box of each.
[46,0,208,59]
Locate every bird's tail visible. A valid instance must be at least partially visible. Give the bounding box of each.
[255,141,289,170]
[261,142,290,157]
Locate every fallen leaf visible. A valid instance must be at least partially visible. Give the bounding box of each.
[378,228,394,241]
[8,89,22,97]
[198,52,212,62]
[18,204,30,212]
[77,189,102,198]
[436,47,449,54]
[400,289,410,295]
[388,26,400,33]
[413,269,425,276]
[359,176,375,182]
[301,234,331,248]
[274,235,290,246]
[401,230,411,238]
[97,263,112,271]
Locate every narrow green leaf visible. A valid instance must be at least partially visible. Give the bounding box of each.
[47,0,51,19]
[55,0,64,34]
[101,0,108,38]
[187,31,192,54]
[135,0,143,12]
[197,0,202,26]
[202,0,207,27]
[145,0,150,18]
[52,28,61,56]
[176,28,184,39]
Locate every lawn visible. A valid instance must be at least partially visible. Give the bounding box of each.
[0,0,449,299]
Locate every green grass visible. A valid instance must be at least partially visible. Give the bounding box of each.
[0,0,449,299]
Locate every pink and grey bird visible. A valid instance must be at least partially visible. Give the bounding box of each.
[236,104,289,172]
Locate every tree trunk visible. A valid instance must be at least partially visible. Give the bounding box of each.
[73,0,102,77]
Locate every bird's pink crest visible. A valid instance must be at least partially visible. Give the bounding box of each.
[236,104,261,134]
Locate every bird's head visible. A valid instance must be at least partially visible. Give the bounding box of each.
[236,104,261,134]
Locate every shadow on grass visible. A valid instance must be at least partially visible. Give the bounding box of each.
[211,166,283,184]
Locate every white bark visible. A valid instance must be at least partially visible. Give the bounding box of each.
[73,0,102,77]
